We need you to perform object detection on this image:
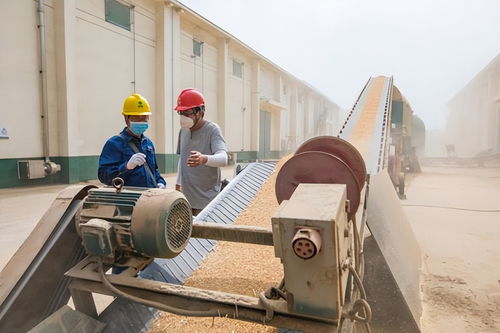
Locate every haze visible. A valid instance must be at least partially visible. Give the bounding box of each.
[179,0,500,130]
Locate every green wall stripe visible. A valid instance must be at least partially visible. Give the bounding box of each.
[157,154,180,174]
[0,158,66,188]
[234,151,257,162]
[0,151,271,188]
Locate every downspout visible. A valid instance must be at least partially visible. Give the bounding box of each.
[241,63,245,150]
[132,4,136,92]
[37,0,60,175]
[171,8,175,156]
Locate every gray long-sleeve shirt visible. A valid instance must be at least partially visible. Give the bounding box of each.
[176,121,227,209]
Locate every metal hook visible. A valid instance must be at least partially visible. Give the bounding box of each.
[112,177,124,193]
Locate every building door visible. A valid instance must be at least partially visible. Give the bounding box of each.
[259,110,271,159]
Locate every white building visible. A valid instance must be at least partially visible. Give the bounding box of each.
[446,54,500,157]
[0,0,340,188]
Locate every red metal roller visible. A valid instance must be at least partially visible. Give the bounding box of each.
[295,136,367,187]
[275,151,361,218]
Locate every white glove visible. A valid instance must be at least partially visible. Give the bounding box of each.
[126,153,146,170]
[157,183,166,189]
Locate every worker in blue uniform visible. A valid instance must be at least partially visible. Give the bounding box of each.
[98,93,166,189]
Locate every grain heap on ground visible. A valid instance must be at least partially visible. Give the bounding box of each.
[150,157,291,333]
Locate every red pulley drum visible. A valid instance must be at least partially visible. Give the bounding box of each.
[295,136,366,187]
[275,151,361,218]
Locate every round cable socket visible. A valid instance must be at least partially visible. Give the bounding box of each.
[292,228,322,260]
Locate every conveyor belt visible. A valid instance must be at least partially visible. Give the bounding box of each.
[98,162,276,332]
[339,76,422,332]
[339,76,392,174]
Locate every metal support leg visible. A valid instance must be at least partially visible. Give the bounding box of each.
[70,284,98,319]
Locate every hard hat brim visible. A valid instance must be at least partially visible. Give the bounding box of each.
[122,111,152,116]
[174,104,203,111]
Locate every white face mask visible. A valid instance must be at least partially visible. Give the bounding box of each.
[180,115,194,128]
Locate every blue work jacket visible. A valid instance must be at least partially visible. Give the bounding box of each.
[98,128,166,188]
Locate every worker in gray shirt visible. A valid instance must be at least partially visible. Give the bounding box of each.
[174,88,228,215]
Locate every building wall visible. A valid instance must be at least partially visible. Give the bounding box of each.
[0,0,340,188]
[446,54,500,157]
[1,0,46,158]
[179,21,218,123]
[75,0,157,156]
[226,48,251,152]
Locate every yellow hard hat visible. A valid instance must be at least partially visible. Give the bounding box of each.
[122,93,152,115]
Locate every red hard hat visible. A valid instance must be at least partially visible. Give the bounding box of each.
[174,88,205,111]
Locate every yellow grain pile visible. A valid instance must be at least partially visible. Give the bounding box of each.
[149,157,291,333]
[349,76,385,158]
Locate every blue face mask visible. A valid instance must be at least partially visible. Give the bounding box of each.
[130,121,149,135]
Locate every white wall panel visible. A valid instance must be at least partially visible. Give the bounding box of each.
[179,29,219,125]
[0,1,44,158]
[260,67,274,100]
[75,4,155,156]
[446,55,500,156]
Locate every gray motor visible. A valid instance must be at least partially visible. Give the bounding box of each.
[76,186,192,263]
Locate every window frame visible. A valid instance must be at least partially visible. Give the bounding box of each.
[232,59,244,79]
[193,39,203,57]
[104,0,132,31]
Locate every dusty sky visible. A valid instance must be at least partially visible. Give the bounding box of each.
[179,0,500,130]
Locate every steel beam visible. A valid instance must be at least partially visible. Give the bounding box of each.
[192,222,274,245]
[66,258,337,333]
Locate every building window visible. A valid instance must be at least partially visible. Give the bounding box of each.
[105,0,131,31]
[193,40,203,57]
[233,59,243,78]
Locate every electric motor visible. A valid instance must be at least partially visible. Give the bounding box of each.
[76,187,192,261]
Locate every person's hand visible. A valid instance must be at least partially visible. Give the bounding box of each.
[157,183,166,189]
[175,184,182,192]
[126,153,146,170]
[187,151,208,167]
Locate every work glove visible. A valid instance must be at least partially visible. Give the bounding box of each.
[126,153,146,170]
[157,183,166,189]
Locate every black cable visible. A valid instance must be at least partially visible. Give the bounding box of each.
[97,258,223,317]
[401,204,500,212]
[352,216,362,274]
[349,265,367,300]
[347,265,372,333]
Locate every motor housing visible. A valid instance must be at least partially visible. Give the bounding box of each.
[76,187,192,263]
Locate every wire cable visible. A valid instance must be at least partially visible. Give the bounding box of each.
[352,216,362,274]
[349,265,367,300]
[347,265,372,333]
[401,204,500,212]
[97,258,223,317]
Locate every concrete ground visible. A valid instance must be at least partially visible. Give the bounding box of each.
[1,162,499,332]
[403,161,500,332]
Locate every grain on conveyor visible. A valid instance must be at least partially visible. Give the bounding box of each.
[150,156,291,332]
